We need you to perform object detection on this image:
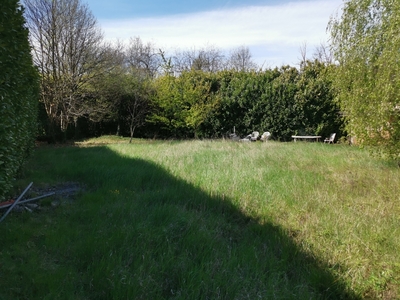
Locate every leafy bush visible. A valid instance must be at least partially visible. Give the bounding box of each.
[0,0,40,200]
[329,0,400,160]
[200,65,343,141]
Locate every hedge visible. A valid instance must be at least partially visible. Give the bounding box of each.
[0,0,39,201]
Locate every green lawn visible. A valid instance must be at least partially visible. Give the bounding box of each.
[1,138,399,299]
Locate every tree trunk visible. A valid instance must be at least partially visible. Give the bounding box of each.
[129,125,136,143]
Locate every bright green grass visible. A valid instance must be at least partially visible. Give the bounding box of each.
[1,138,399,299]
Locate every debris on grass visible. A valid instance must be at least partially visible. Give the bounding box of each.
[0,182,33,223]
[0,182,84,216]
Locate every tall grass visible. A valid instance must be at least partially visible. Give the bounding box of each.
[1,138,399,299]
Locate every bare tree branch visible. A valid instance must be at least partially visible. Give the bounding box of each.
[24,0,111,133]
[227,45,257,71]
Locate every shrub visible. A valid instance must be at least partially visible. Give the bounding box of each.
[0,0,40,200]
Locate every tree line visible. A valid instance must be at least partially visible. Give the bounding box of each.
[22,0,400,160]
[20,0,344,143]
[147,62,342,141]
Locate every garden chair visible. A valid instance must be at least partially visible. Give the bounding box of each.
[324,133,336,144]
[239,131,259,142]
[250,131,259,141]
[229,133,239,141]
[260,132,271,142]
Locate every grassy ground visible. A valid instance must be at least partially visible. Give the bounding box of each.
[1,137,399,299]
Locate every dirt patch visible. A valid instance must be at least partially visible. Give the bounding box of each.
[29,182,84,207]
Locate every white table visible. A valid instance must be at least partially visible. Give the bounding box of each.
[291,135,322,142]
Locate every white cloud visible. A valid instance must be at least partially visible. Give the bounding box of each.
[99,0,343,67]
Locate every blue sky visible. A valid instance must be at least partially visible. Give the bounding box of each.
[85,0,343,67]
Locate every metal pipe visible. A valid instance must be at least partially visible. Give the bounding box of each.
[0,182,33,223]
[0,192,55,209]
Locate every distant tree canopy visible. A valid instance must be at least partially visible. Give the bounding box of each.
[20,0,344,147]
[0,0,40,201]
[149,70,217,138]
[329,0,400,160]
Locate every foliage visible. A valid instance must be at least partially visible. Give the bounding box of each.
[19,0,344,143]
[24,0,113,138]
[122,74,154,142]
[296,60,343,138]
[30,60,342,141]
[329,0,400,160]
[149,70,218,138]
[0,0,40,201]
[20,0,343,143]
[200,66,343,141]
[262,66,302,140]
[203,70,284,138]
[88,65,155,140]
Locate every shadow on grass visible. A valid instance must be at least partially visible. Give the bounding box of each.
[1,146,360,299]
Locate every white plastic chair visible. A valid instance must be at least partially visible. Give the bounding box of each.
[324,133,336,144]
[260,132,271,142]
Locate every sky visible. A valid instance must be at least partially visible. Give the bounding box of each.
[84,0,343,68]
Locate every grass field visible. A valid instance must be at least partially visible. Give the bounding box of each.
[1,137,399,299]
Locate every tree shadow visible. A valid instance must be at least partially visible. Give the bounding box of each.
[8,145,361,299]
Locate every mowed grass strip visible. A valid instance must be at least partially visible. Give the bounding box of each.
[1,138,399,299]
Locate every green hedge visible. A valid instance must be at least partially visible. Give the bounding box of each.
[199,64,343,141]
[109,62,343,141]
[0,0,39,201]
